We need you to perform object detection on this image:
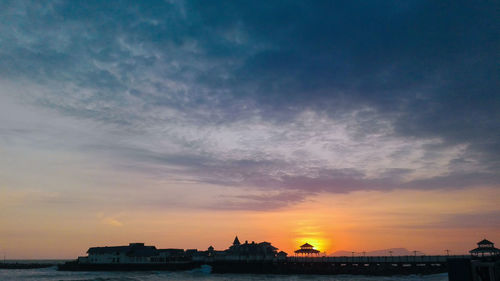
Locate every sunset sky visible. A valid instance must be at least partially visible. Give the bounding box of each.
[0,1,499,259]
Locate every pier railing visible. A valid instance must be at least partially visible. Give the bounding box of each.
[202,254,462,275]
[286,255,470,263]
[200,254,470,263]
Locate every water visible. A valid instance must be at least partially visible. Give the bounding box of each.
[0,266,448,281]
[2,260,69,264]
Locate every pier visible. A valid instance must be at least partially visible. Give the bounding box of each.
[59,254,456,275]
[203,255,456,275]
[0,262,56,269]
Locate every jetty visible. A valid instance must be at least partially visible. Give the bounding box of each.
[205,255,451,275]
[0,262,56,269]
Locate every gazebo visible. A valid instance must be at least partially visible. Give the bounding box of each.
[469,239,500,257]
[294,243,320,256]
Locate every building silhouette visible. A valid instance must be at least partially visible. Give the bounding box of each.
[469,239,500,257]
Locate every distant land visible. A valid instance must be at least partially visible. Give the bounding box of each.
[331,248,414,256]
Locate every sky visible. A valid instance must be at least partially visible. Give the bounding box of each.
[0,0,499,259]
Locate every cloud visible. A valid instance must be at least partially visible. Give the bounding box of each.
[208,190,309,211]
[395,210,500,230]
[437,211,500,229]
[0,1,498,210]
[98,213,123,227]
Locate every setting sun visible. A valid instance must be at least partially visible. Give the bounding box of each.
[294,237,330,254]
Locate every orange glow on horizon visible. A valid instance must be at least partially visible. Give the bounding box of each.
[290,221,332,253]
[294,237,330,254]
[1,187,500,258]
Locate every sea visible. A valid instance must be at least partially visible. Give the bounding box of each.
[0,266,449,281]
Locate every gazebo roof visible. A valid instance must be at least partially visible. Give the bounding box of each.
[469,239,499,256]
[470,247,500,252]
[295,248,320,254]
[478,239,494,245]
[296,243,319,254]
[470,239,500,255]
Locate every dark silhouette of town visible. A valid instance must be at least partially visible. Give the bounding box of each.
[55,236,500,280]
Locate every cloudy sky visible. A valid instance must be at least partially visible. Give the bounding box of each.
[1,0,499,258]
